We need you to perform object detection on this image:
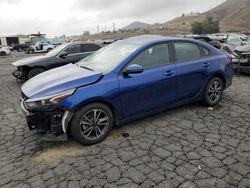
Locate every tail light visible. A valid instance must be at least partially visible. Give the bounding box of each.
[227,54,233,63]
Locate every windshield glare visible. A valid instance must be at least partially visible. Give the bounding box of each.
[46,43,69,56]
[77,43,141,73]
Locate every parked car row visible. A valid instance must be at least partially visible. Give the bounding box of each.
[14,35,233,145]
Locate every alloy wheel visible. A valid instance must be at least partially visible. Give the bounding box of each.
[207,80,222,103]
[80,109,109,141]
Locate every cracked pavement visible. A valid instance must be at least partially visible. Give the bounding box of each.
[0,52,250,188]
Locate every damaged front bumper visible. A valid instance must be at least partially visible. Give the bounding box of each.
[232,58,250,74]
[20,99,73,141]
[12,66,26,80]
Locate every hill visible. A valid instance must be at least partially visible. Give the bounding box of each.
[123,0,250,33]
[122,21,150,30]
[164,0,250,32]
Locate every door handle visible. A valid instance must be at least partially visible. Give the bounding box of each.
[164,70,175,76]
[203,62,210,68]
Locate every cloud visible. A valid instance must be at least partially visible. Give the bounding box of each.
[0,0,225,37]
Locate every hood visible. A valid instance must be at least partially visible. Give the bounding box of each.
[235,45,250,53]
[12,55,50,67]
[22,63,102,99]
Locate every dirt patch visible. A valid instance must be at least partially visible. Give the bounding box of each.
[33,141,83,163]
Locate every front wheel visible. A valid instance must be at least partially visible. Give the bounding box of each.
[203,77,224,106]
[47,48,52,52]
[27,67,45,79]
[0,51,6,56]
[70,103,114,145]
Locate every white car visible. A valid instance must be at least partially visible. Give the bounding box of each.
[26,42,55,54]
[0,46,11,56]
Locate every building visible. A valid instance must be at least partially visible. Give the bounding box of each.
[0,33,46,46]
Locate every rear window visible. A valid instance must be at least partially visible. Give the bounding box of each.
[174,42,201,62]
[200,46,210,56]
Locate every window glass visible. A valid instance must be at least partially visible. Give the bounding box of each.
[227,36,242,45]
[82,44,101,52]
[65,44,81,54]
[129,43,170,69]
[174,42,201,62]
[77,43,140,73]
[200,46,209,56]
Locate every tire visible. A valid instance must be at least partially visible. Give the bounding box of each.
[27,67,45,79]
[28,49,34,54]
[47,48,52,52]
[0,51,6,56]
[70,103,114,145]
[203,77,224,106]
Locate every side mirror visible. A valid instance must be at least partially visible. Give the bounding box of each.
[59,51,68,58]
[124,64,144,74]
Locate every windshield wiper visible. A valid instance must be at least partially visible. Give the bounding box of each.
[79,65,94,71]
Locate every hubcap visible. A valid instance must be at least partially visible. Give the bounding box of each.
[80,109,109,140]
[208,81,222,103]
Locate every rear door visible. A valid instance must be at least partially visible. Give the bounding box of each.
[173,41,211,102]
[118,43,177,118]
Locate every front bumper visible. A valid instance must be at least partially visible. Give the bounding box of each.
[232,59,250,74]
[12,68,26,79]
[20,99,72,141]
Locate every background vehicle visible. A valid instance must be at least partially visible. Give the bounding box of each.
[20,35,233,145]
[0,46,11,56]
[12,42,103,80]
[12,43,30,52]
[176,35,221,49]
[192,36,221,49]
[224,34,250,51]
[25,40,56,54]
[224,45,250,74]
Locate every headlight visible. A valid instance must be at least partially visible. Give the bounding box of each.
[24,89,76,111]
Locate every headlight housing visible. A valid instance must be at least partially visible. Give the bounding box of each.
[24,89,76,111]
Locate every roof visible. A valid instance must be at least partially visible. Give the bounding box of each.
[119,35,195,45]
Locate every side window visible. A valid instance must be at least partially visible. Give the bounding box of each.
[129,43,170,69]
[82,44,101,52]
[65,44,81,54]
[174,42,201,62]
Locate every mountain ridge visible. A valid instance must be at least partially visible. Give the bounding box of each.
[123,0,250,32]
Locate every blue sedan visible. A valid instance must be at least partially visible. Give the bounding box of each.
[21,35,233,145]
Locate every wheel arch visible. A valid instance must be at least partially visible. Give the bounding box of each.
[212,72,226,89]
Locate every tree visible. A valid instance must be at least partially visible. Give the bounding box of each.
[191,17,220,34]
[191,22,203,35]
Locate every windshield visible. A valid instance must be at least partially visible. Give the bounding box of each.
[77,42,141,73]
[46,43,69,56]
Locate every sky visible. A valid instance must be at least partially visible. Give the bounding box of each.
[0,0,225,37]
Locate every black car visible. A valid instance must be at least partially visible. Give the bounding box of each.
[192,36,221,49]
[12,42,103,80]
[12,43,30,52]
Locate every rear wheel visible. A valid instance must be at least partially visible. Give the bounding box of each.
[27,67,45,79]
[0,51,6,56]
[203,77,224,106]
[70,103,114,145]
[28,49,34,54]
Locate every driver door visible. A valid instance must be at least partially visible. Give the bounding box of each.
[58,44,82,66]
